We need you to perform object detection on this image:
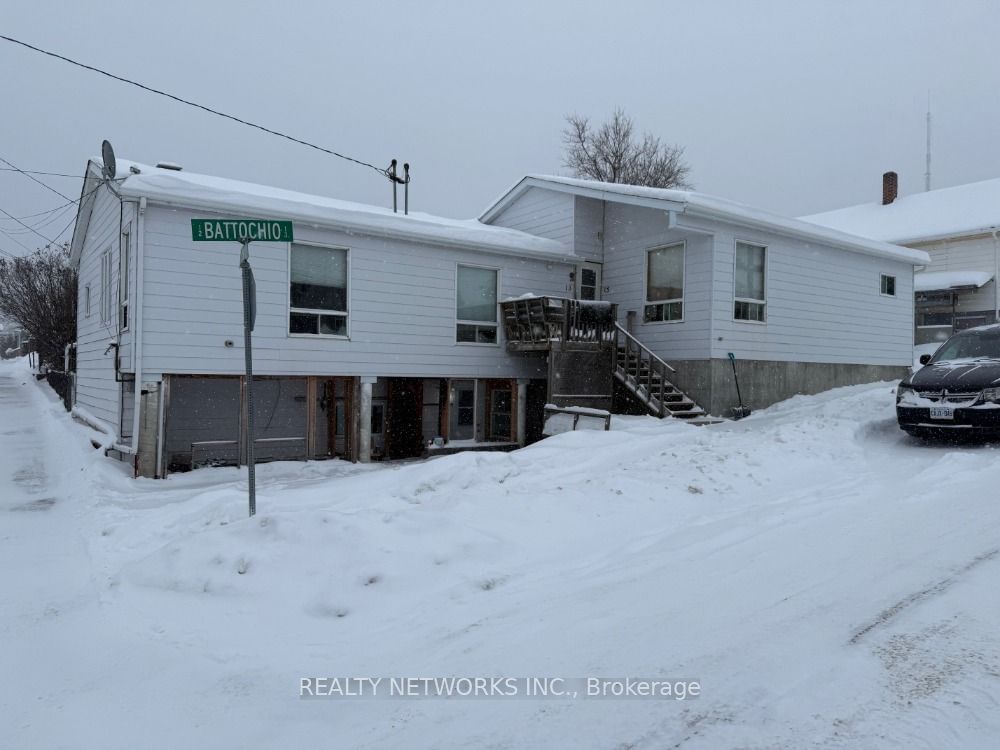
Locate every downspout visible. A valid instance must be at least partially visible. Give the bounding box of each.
[113,196,146,456]
[131,197,146,454]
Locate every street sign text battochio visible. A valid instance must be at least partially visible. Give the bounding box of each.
[191,219,293,243]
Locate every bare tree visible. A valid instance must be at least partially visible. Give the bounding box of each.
[562,108,692,189]
[0,244,77,369]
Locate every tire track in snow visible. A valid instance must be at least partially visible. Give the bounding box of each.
[848,547,1000,645]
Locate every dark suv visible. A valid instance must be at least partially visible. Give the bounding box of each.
[897,325,1000,436]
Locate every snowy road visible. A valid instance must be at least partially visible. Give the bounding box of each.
[3,357,1000,748]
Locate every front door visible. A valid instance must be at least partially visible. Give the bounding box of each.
[577,262,602,300]
[449,380,476,441]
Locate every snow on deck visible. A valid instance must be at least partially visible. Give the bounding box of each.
[801,177,1000,244]
[6,356,1000,747]
[115,160,570,260]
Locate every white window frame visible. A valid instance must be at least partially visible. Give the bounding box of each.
[643,242,685,324]
[100,248,113,325]
[287,241,350,339]
[879,273,897,298]
[84,284,91,318]
[455,262,501,346]
[733,239,767,324]
[119,226,130,331]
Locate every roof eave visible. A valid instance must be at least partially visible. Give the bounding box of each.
[121,187,573,263]
[684,202,930,266]
[478,175,687,222]
[68,161,105,268]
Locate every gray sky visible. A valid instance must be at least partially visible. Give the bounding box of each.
[2,0,999,256]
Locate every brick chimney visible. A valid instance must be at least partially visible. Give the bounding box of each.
[882,171,898,205]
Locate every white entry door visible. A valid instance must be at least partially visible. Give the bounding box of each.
[577,262,602,300]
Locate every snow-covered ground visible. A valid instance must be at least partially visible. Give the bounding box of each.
[4,355,1000,748]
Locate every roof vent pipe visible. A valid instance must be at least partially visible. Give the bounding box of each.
[882,171,898,205]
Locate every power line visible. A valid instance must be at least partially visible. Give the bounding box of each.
[0,196,79,222]
[0,202,75,235]
[0,167,82,179]
[0,34,392,179]
[0,156,74,201]
[0,205,56,245]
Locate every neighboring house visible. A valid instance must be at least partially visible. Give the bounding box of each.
[801,172,1000,343]
[69,160,926,477]
[481,175,926,416]
[0,317,25,358]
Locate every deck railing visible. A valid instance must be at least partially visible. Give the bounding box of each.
[501,296,619,350]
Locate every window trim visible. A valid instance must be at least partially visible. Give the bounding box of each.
[733,238,768,325]
[100,248,113,325]
[84,283,91,318]
[286,241,351,340]
[643,241,686,325]
[454,262,501,346]
[879,272,897,298]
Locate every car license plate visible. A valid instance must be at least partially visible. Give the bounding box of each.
[929,406,954,419]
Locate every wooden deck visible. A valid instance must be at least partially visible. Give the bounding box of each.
[501,296,618,351]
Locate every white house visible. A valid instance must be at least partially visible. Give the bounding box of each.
[481,175,928,416]
[69,159,927,477]
[802,172,1000,343]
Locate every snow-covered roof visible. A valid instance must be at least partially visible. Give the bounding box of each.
[914,270,994,293]
[73,160,570,265]
[481,175,929,266]
[800,178,1000,245]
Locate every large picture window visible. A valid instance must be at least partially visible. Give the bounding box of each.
[644,243,684,322]
[734,241,766,322]
[289,244,348,337]
[456,265,498,343]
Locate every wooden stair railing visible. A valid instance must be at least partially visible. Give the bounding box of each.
[612,323,707,420]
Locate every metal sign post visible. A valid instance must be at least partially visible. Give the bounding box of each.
[240,239,257,517]
[191,219,293,518]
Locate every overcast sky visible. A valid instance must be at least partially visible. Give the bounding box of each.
[2,0,1000,256]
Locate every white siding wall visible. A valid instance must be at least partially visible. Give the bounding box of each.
[573,196,604,263]
[708,221,915,365]
[602,203,714,360]
[139,204,574,379]
[75,184,123,429]
[489,187,575,247]
[914,235,999,313]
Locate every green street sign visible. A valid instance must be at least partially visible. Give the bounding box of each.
[191,218,293,243]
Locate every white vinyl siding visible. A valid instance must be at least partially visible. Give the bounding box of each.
[710,222,914,366]
[137,205,570,379]
[601,202,713,361]
[487,187,574,246]
[75,185,124,427]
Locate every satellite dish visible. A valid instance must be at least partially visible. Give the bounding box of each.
[101,140,116,179]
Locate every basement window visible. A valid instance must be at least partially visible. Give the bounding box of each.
[880,273,896,297]
[456,264,499,344]
[734,241,766,322]
[644,243,684,322]
[289,244,348,337]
